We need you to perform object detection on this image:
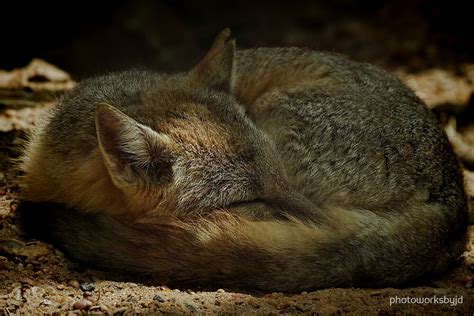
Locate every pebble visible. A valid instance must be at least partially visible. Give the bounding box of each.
[113,307,128,314]
[216,289,226,293]
[184,303,198,314]
[99,304,111,313]
[11,287,22,301]
[45,286,56,293]
[80,282,95,292]
[432,289,447,295]
[20,278,34,286]
[29,286,40,296]
[248,298,260,308]
[42,299,53,306]
[462,275,473,287]
[73,299,92,310]
[9,202,17,213]
[54,249,64,258]
[153,294,165,303]
[68,280,80,289]
[278,303,292,310]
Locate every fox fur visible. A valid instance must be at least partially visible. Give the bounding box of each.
[18,29,468,292]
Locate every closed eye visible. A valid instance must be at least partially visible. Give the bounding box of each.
[226,198,283,220]
[227,198,265,208]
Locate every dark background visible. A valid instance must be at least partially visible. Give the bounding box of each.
[1,0,473,78]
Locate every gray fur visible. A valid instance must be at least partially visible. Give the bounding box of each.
[18,30,468,292]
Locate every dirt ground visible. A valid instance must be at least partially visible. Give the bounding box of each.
[1,1,474,314]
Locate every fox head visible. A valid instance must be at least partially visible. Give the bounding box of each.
[92,29,310,220]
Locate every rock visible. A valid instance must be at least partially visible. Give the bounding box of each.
[42,299,53,306]
[113,307,128,314]
[68,280,80,289]
[80,282,95,292]
[248,298,260,308]
[72,299,92,310]
[99,304,111,313]
[54,249,64,258]
[153,294,165,303]
[399,69,472,109]
[20,278,34,287]
[184,303,198,314]
[0,59,75,132]
[0,59,74,97]
[0,238,50,260]
[463,64,474,89]
[10,286,23,302]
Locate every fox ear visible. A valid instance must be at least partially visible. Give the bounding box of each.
[188,28,235,93]
[95,103,174,191]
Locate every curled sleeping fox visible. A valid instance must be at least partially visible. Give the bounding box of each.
[18,29,468,292]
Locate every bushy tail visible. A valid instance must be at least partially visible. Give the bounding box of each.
[18,200,467,292]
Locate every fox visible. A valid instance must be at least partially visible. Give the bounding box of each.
[18,29,468,292]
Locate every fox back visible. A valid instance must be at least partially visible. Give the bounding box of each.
[18,29,468,292]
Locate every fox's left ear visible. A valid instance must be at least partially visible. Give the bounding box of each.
[188,28,235,93]
[95,103,175,192]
